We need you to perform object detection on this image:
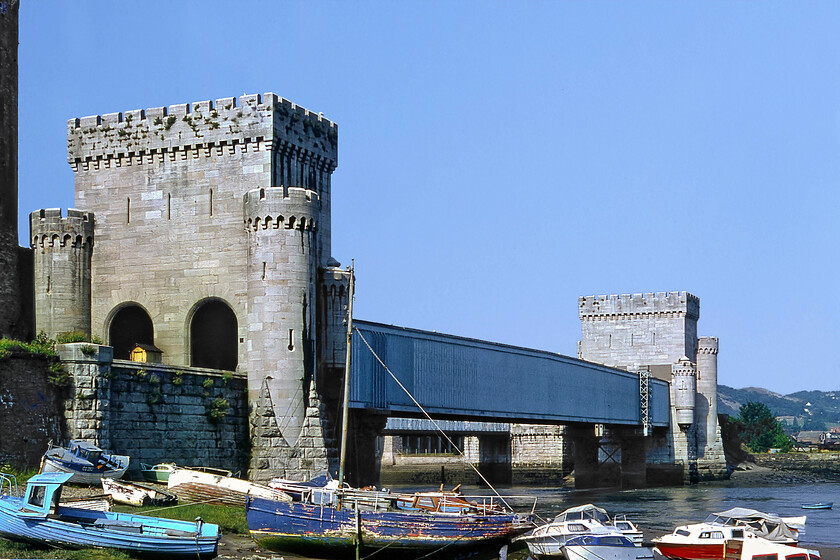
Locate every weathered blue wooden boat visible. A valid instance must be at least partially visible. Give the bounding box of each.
[247,491,534,558]
[41,440,129,484]
[0,472,220,558]
[245,268,535,558]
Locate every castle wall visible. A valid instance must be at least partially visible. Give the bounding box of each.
[57,343,249,472]
[0,1,20,338]
[0,350,65,469]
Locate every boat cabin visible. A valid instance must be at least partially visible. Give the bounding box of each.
[18,472,73,518]
[69,441,103,465]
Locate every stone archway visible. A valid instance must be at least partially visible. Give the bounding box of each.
[190,299,238,371]
[109,304,154,360]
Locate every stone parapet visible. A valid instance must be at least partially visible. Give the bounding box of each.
[579,292,699,320]
[30,208,94,248]
[68,93,337,170]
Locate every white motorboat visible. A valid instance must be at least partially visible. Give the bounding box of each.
[515,504,648,558]
[724,536,819,560]
[563,534,655,560]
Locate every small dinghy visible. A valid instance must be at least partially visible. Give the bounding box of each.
[41,441,129,484]
[801,502,832,510]
[140,462,177,483]
[0,472,219,558]
[102,478,178,507]
[168,467,292,507]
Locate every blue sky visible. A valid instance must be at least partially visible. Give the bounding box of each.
[15,2,840,394]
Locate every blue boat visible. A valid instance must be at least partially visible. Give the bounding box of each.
[0,472,220,558]
[247,492,534,558]
[802,502,833,510]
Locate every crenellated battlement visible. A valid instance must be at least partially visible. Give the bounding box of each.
[579,291,699,320]
[243,187,320,232]
[697,337,719,354]
[30,208,94,249]
[67,92,337,170]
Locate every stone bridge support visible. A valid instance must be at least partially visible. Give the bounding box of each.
[569,425,651,488]
[568,425,601,488]
[346,411,388,487]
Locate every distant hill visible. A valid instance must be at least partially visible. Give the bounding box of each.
[718,385,840,430]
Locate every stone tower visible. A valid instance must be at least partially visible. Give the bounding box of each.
[578,292,727,483]
[35,92,346,481]
[0,0,20,338]
[29,209,94,338]
[696,336,723,466]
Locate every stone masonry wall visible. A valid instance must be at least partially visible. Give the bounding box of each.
[58,343,249,474]
[511,424,571,484]
[579,292,700,367]
[0,350,65,468]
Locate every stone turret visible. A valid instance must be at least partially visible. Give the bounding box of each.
[671,356,697,429]
[244,186,320,451]
[0,1,19,338]
[696,337,719,451]
[29,209,94,338]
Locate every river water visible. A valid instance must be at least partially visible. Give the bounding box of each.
[495,480,840,548]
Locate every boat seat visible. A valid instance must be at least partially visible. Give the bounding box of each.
[165,528,198,537]
[93,519,144,533]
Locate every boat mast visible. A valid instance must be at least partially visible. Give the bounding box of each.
[338,261,354,488]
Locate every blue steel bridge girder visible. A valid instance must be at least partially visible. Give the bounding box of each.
[348,321,670,428]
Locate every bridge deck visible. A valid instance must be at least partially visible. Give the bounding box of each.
[349,320,670,427]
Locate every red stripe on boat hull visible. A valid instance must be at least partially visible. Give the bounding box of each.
[656,542,728,560]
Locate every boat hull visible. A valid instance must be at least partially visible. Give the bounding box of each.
[563,544,655,560]
[168,469,291,507]
[247,496,533,558]
[0,499,218,558]
[42,455,128,485]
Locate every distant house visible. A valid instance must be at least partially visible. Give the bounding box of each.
[794,431,823,446]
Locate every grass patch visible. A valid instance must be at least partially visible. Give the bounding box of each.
[0,538,131,559]
[113,502,248,534]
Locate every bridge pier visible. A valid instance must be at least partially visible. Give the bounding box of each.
[568,426,601,488]
[346,411,388,487]
[617,429,648,488]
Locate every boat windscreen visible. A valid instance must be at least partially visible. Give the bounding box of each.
[705,514,737,525]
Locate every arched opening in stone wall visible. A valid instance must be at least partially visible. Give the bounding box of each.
[109,305,154,360]
[190,299,238,371]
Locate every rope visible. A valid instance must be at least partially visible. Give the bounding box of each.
[354,327,515,514]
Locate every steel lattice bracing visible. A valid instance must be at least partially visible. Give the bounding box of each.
[350,321,670,427]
